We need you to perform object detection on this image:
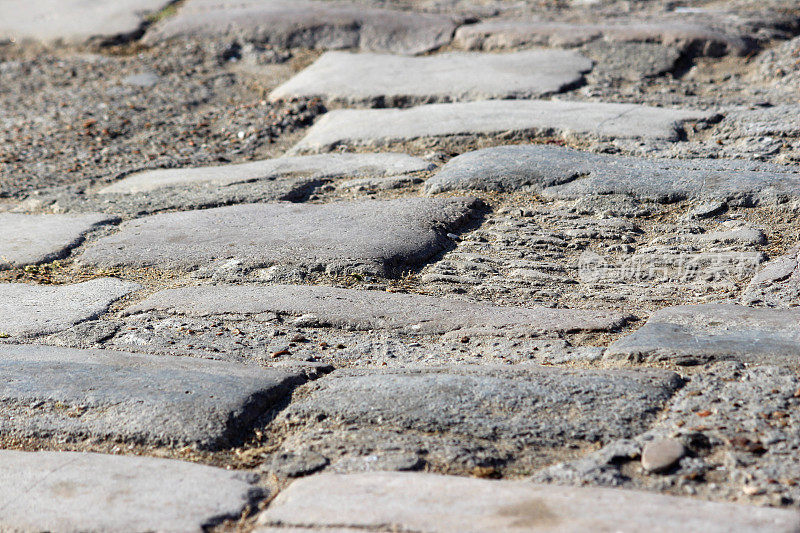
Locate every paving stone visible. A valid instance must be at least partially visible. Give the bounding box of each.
[79,198,481,277]
[124,284,630,336]
[581,41,681,82]
[425,144,800,204]
[426,145,591,194]
[90,153,433,214]
[257,472,799,532]
[143,0,456,55]
[0,213,117,270]
[741,246,800,306]
[605,304,800,365]
[269,50,592,106]
[454,20,750,56]
[0,0,172,45]
[641,438,686,473]
[280,366,682,448]
[0,450,261,532]
[98,153,433,194]
[288,101,714,154]
[0,278,140,338]
[0,344,309,449]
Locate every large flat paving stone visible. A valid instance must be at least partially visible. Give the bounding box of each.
[278,366,681,450]
[455,20,750,57]
[424,144,800,204]
[79,198,481,277]
[0,0,172,45]
[0,344,308,449]
[93,153,433,214]
[288,100,714,154]
[605,304,800,366]
[144,0,456,55]
[124,284,629,336]
[0,450,261,532]
[98,153,433,194]
[258,472,799,532]
[0,213,117,270]
[269,50,592,106]
[0,278,140,338]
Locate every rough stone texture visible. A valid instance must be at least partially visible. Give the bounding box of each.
[605,304,800,366]
[98,153,433,194]
[0,213,117,270]
[454,20,751,56]
[125,284,629,336]
[258,472,799,532]
[288,100,714,154]
[0,344,309,449]
[533,362,800,504]
[425,144,800,204]
[279,366,682,448]
[741,246,800,306]
[269,50,593,105]
[0,450,261,532]
[143,0,457,55]
[79,198,481,277]
[0,0,172,45]
[0,278,140,337]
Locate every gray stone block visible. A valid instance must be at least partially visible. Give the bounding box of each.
[79,198,481,277]
[288,101,714,154]
[258,472,799,532]
[0,213,117,269]
[124,284,629,336]
[0,450,261,532]
[424,144,800,204]
[282,366,682,446]
[454,20,750,56]
[0,0,172,45]
[269,50,592,105]
[144,0,456,55]
[0,278,140,337]
[606,304,800,365]
[98,153,433,194]
[0,344,308,448]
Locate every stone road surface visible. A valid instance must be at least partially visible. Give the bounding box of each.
[2,0,800,531]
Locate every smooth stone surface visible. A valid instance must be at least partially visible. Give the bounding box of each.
[0,0,172,44]
[0,213,117,269]
[641,438,686,473]
[606,304,800,365]
[98,153,433,194]
[79,198,481,277]
[258,472,799,532]
[281,366,682,447]
[269,50,592,105]
[124,284,630,336]
[0,450,260,532]
[454,20,750,56]
[144,0,456,55]
[426,144,800,203]
[288,100,713,154]
[742,246,800,306]
[0,344,307,449]
[0,278,140,337]
[426,144,588,194]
